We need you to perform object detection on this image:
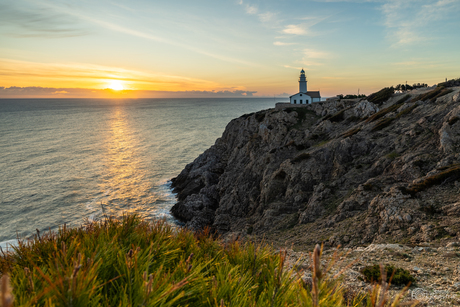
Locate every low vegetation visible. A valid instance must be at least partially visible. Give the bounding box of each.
[437,78,460,88]
[405,164,460,195]
[365,103,402,123]
[371,117,395,132]
[360,264,415,287]
[366,87,395,105]
[0,215,415,306]
[341,127,361,138]
[411,86,453,103]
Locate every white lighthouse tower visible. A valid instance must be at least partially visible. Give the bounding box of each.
[289,69,321,104]
[299,68,307,92]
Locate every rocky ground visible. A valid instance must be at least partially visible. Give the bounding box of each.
[282,242,460,306]
[170,84,460,305]
[171,84,460,249]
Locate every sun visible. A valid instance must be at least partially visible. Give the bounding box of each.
[107,80,124,91]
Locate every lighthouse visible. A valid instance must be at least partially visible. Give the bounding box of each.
[299,69,307,92]
[289,69,321,105]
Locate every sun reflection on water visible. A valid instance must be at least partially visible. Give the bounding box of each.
[98,107,152,219]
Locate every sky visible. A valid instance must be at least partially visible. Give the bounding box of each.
[0,0,459,98]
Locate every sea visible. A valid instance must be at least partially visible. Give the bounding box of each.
[0,97,283,249]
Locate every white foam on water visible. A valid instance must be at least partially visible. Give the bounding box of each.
[0,239,18,252]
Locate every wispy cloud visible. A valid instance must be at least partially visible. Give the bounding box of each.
[0,2,89,38]
[245,5,258,14]
[381,0,460,46]
[282,24,310,35]
[303,49,330,59]
[237,1,280,26]
[273,41,296,46]
[36,1,259,67]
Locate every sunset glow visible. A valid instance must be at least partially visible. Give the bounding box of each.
[0,0,459,98]
[107,80,124,91]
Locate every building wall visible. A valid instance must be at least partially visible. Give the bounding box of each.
[290,93,312,104]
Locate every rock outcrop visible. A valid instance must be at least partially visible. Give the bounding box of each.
[171,86,460,247]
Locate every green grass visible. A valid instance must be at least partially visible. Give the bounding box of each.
[1,215,382,306]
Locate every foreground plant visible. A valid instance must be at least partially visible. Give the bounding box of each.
[0,215,412,306]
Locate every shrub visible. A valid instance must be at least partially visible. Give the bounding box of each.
[360,264,415,286]
[367,87,394,105]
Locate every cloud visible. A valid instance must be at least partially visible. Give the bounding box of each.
[303,48,330,59]
[0,1,89,38]
[273,41,296,46]
[245,5,258,14]
[381,0,460,46]
[282,24,309,35]
[32,1,258,67]
[0,86,257,98]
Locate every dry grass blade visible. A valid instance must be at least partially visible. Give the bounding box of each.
[1,274,14,307]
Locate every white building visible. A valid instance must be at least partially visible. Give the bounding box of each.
[289,69,321,104]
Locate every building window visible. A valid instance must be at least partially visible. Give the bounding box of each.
[306,100,309,104]
[294,100,296,104]
[300,100,302,104]
[300,94,302,96]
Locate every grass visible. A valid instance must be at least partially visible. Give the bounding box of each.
[405,164,460,195]
[411,87,453,103]
[0,216,415,307]
[341,127,361,138]
[371,117,395,132]
[365,104,402,123]
[385,151,399,160]
[396,103,418,118]
[0,215,380,307]
[366,87,394,105]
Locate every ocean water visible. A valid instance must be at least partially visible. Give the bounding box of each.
[0,98,282,246]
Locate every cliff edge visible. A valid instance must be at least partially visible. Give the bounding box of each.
[171,85,460,248]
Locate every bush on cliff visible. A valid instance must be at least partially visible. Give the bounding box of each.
[366,87,394,105]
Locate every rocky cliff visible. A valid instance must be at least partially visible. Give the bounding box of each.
[171,85,460,248]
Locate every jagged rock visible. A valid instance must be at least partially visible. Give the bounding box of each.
[170,87,460,245]
[353,100,379,118]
